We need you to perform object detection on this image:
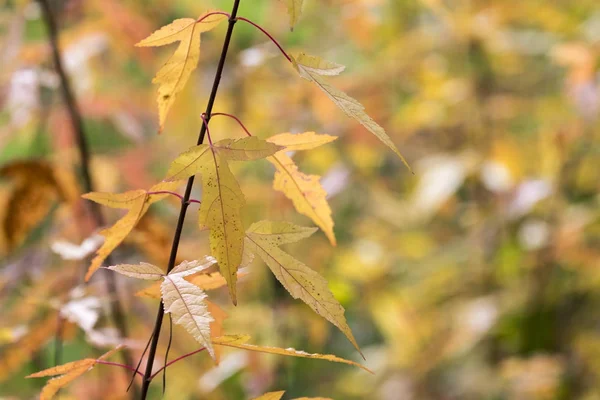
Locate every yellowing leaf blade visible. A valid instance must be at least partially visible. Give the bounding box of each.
[253,391,285,400]
[292,54,411,172]
[198,152,245,305]
[212,137,283,161]
[26,359,95,378]
[268,153,335,245]
[247,220,317,246]
[267,132,337,151]
[86,193,149,281]
[292,53,345,76]
[169,257,217,278]
[161,275,215,358]
[136,18,196,47]
[246,236,361,357]
[165,144,211,181]
[286,0,304,30]
[214,337,372,373]
[106,262,164,280]
[82,189,146,209]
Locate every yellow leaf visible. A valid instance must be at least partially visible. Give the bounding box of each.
[212,334,252,345]
[291,53,411,172]
[286,0,303,30]
[267,131,337,151]
[136,269,248,299]
[165,138,280,304]
[245,221,362,356]
[289,53,344,76]
[136,12,227,132]
[106,262,165,280]
[253,391,285,400]
[198,154,245,305]
[212,137,284,161]
[213,334,372,373]
[268,153,335,245]
[82,189,147,209]
[26,347,121,400]
[161,274,215,358]
[83,181,182,281]
[169,257,217,277]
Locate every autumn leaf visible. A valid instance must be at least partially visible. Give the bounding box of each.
[291,52,411,172]
[162,264,215,358]
[106,262,165,280]
[165,137,281,304]
[26,346,122,400]
[82,180,181,281]
[0,160,77,253]
[213,335,371,373]
[253,391,285,400]
[268,152,335,245]
[136,269,249,299]
[266,132,337,245]
[286,0,304,30]
[244,221,363,357]
[136,11,227,132]
[267,131,337,151]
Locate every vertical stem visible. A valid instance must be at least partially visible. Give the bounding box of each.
[37,1,139,397]
[138,1,242,398]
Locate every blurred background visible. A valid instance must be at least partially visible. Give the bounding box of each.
[1,0,600,399]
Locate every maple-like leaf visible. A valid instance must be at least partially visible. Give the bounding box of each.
[291,52,412,172]
[213,335,371,372]
[106,262,165,280]
[136,12,227,132]
[165,137,281,304]
[26,346,122,400]
[162,268,215,358]
[82,180,181,281]
[253,391,285,400]
[135,269,249,299]
[244,221,362,356]
[267,150,336,245]
[286,0,303,30]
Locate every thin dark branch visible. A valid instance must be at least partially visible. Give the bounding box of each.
[163,315,173,393]
[138,1,243,398]
[37,0,138,396]
[211,112,252,137]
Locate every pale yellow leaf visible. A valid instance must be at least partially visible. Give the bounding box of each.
[198,153,245,305]
[245,220,317,246]
[86,193,148,281]
[106,262,164,280]
[169,257,217,278]
[253,391,285,400]
[82,189,147,209]
[165,144,212,181]
[245,221,361,356]
[212,334,252,345]
[267,131,337,151]
[136,12,226,132]
[268,153,335,245]
[136,18,196,47]
[291,53,411,172]
[286,0,303,30]
[291,53,345,76]
[214,335,372,373]
[84,182,180,281]
[136,269,248,299]
[161,274,215,358]
[212,137,283,161]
